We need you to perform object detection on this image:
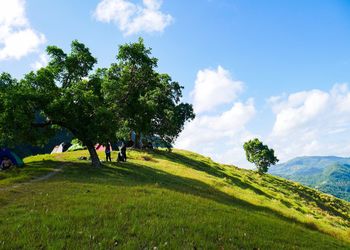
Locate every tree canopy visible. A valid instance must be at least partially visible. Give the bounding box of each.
[243,138,279,174]
[0,39,195,167]
[103,39,195,147]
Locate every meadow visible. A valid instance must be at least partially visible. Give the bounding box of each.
[0,149,349,249]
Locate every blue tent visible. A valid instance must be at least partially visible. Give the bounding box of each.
[0,148,24,167]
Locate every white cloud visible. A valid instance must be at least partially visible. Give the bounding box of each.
[192,66,243,114]
[31,52,48,70]
[176,69,350,169]
[271,90,329,136]
[176,66,256,168]
[269,83,350,162]
[177,99,256,148]
[0,0,46,60]
[94,0,173,36]
[176,101,257,168]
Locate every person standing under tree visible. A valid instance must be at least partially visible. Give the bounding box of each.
[121,142,127,162]
[105,143,112,162]
[117,140,127,162]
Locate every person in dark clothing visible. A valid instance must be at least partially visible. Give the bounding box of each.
[121,143,127,161]
[117,141,127,162]
[0,156,13,170]
[105,143,112,162]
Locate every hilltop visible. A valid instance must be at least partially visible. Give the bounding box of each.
[269,156,350,201]
[0,149,349,249]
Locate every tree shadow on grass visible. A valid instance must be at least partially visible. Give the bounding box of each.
[146,150,274,199]
[265,176,350,220]
[40,159,337,235]
[146,150,349,221]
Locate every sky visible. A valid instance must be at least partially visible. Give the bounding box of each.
[2,0,350,168]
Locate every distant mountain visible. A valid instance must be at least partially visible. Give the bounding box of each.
[269,156,350,201]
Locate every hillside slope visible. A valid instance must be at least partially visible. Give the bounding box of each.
[269,156,350,201]
[0,149,349,249]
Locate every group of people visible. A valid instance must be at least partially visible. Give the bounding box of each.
[0,156,13,171]
[105,141,127,163]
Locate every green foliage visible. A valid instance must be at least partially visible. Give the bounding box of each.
[103,38,195,146]
[244,138,279,174]
[0,41,115,167]
[0,38,194,166]
[67,138,86,152]
[71,138,82,145]
[0,73,55,147]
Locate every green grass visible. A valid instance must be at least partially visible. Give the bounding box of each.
[0,154,59,187]
[0,149,349,249]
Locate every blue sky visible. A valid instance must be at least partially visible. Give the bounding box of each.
[2,0,350,167]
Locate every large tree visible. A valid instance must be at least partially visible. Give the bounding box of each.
[103,38,195,147]
[1,41,119,167]
[243,138,279,174]
[0,39,194,167]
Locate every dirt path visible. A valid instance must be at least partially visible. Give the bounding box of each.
[0,163,65,191]
[30,167,63,182]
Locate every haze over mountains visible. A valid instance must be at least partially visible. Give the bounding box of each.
[269,156,350,201]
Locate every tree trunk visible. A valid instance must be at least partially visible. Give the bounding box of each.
[134,132,142,149]
[86,141,101,168]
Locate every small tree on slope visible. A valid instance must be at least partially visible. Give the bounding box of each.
[243,138,279,174]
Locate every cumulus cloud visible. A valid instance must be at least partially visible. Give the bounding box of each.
[94,0,173,36]
[31,52,49,70]
[268,83,350,161]
[176,66,256,168]
[178,66,350,167]
[271,90,329,136]
[176,100,257,167]
[0,0,46,60]
[176,70,350,168]
[177,100,256,147]
[192,66,243,114]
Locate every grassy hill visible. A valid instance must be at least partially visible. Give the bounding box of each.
[269,156,350,201]
[0,149,349,249]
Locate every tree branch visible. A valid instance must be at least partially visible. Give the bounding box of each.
[31,120,53,128]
